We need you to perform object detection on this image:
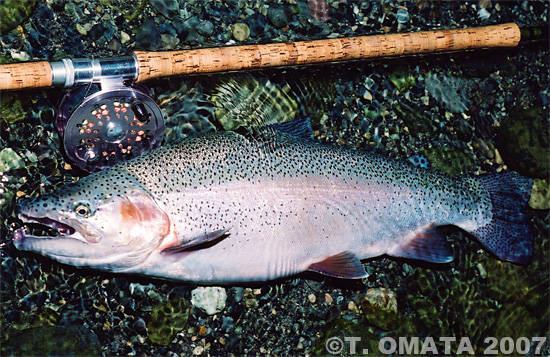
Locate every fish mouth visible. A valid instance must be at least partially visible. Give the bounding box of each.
[14,214,82,242]
[18,215,76,236]
[13,215,104,262]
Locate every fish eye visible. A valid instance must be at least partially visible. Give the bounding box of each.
[73,201,93,217]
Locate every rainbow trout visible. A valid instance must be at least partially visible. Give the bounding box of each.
[13,129,533,283]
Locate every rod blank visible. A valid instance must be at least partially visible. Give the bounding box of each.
[134,23,520,82]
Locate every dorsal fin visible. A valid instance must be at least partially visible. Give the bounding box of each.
[241,117,315,155]
[267,117,314,140]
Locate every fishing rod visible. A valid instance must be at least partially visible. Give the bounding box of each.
[0,23,523,90]
[0,23,540,172]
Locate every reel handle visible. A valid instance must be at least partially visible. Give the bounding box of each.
[0,23,521,91]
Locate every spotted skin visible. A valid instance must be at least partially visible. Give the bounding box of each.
[14,131,533,283]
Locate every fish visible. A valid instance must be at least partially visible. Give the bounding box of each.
[12,123,533,283]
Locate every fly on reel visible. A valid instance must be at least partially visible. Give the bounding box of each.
[56,80,165,172]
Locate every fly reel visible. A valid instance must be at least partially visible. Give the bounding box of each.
[57,80,165,172]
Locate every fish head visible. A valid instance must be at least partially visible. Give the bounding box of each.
[13,175,171,271]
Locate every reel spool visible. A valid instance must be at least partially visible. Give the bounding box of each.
[57,80,165,172]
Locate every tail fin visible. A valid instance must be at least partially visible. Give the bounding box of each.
[470,172,533,264]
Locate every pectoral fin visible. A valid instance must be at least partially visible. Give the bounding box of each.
[161,229,230,254]
[308,251,367,279]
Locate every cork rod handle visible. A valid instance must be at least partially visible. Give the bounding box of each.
[0,61,53,90]
[134,23,520,82]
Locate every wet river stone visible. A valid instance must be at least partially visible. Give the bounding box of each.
[2,325,101,356]
[0,0,38,35]
[360,287,399,331]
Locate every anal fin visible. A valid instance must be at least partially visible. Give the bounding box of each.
[390,224,453,263]
[161,229,230,254]
[308,251,367,279]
